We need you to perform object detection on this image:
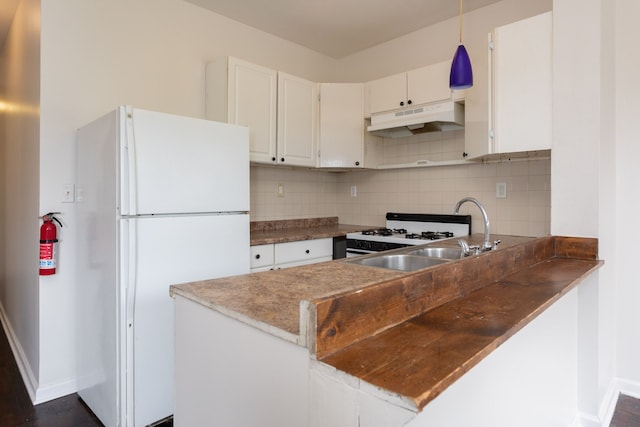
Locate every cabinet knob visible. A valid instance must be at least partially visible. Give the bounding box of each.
[408,99,412,105]
[280,157,285,162]
[272,157,276,162]
[462,152,469,158]
[255,254,261,259]
[399,101,404,106]
[305,249,310,254]
[355,161,360,166]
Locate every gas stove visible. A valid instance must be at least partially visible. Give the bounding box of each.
[346,213,472,256]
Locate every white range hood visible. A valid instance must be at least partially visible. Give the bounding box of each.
[367,100,464,138]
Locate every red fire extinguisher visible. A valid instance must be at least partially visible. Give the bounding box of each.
[40,212,63,276]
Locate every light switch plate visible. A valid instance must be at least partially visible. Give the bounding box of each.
[62,184,75,203]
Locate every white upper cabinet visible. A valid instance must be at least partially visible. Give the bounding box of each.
[318,83,366,168]
[366,61,453,116]
[488,12,552,156]
[205,57,278,164]
[277,72,319,167]
[407,61,454,107]
[366,72,407,115]
[206,58,318,167]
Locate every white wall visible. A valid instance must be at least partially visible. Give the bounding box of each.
[552,0,640,423]
[614,0,640,388]
[0,0,41,399]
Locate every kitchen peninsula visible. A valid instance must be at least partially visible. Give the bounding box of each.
[170,235,601,426]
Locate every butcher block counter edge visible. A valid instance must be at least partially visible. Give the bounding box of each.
[311,235,602,411]
[250,216,375,245]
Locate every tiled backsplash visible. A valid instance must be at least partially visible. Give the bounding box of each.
[250,131,551,237]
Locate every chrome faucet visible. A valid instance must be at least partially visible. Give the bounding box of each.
[453,197,496,252]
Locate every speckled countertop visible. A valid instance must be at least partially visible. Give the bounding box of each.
[250,216,375,246]
[169,259,404,344]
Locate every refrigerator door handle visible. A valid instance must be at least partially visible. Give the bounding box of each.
[122,106,138,216]
[122,218,137,425]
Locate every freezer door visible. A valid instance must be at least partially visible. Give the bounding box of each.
[121,106,250,216]
[123,213,249,427]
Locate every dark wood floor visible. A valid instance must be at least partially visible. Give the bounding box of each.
[0,321,638,426]
[611,393,640,427]
[0,324,103,426]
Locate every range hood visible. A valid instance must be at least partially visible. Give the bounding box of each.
[367,100,464,138]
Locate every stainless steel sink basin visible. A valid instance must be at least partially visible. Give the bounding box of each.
[407,247,464,260]
[346,254,450,272]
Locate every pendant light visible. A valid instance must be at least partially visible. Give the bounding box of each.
[449,0,473,89]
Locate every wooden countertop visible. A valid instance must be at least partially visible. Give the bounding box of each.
[170,234,602,413]
[249,216,375,245]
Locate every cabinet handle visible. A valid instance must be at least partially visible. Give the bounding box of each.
[305,249,310,254]
[355,161,360,166]
[255,254,261,259]
[408,99,412,105]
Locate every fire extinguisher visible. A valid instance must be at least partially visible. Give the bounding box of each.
[39,212,63,276]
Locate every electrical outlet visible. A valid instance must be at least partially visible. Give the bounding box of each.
[62,184,75,203]
[350,185,357,198]
[277,183,285,198]
[496,182,507,199]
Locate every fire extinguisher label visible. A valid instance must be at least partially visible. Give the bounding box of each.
[39,242,57,269]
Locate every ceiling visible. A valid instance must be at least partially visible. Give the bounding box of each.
[0,0,504,59]
[184,0,503,58]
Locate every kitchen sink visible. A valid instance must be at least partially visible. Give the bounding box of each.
[407,247,464,260]
[346,254,450,272]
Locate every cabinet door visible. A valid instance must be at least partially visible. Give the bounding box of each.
[250,244,274,270]
[319,83,364,168]
[274,238,333,267]
[366,72,407,115]
[228,58,278,164]
[277,72,319,167]
[491,12,552,154]
[407,61,452,106]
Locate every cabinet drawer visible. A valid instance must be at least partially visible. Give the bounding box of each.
[250,244,274,269]
[274,238,332,265]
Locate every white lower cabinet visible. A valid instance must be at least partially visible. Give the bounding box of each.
[250,244,275,272]
[251,238,333,272]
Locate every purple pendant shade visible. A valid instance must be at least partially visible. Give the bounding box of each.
[449,44,473,90]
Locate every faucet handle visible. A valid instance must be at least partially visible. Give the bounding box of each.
[457,239,470,256]
[492,239,501,250]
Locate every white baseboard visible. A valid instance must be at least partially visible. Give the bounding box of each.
[0,301,80,405]
[576,378,640,427]
[0,302,39,402]
[34,377,79,404]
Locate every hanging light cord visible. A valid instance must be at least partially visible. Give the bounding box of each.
[459,0,463,44]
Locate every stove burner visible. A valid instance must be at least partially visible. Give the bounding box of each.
[421,231,454,240]
[362,228,393,236]
[393,228,408,234]
[405,233,423,239]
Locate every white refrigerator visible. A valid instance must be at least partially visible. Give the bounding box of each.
[75,105,250,427]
